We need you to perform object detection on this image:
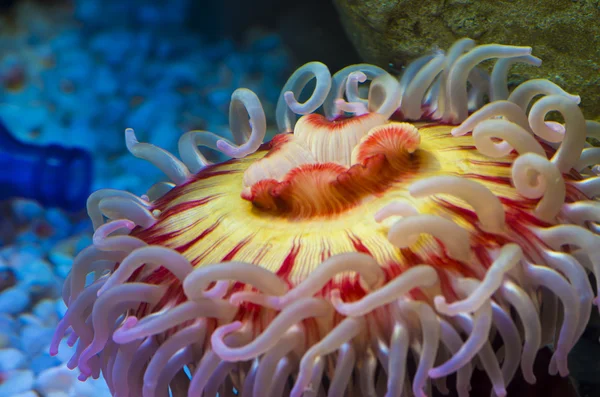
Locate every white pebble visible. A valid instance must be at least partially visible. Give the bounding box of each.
[0,369,35,397]
[11,391,39,397]
[0,285,29,315]
[35,365,77,394]
[0,348,26,371]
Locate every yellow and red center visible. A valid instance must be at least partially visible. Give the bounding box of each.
[129,113,584,323]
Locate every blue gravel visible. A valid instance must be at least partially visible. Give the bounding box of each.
[0,0,290,395]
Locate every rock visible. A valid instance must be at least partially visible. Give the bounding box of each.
[332,0,600,119]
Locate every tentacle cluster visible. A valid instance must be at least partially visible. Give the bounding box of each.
[53,39,600,397]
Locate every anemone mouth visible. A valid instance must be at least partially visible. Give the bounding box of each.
[53,39,600,397]
[240,121,424,219]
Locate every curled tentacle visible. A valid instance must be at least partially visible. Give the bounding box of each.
[472,119,545,158]
[331,265,438,317]
[112,300,236,344]
[400,54,436,96]
[446,44,532,123]
[435,244,522,315]
[291,317,365,397]
[178,129,225,173]
[467,68,491,112]
[145,181,174,201]
[576,147,600,173]
[388,214,471,262]
[436,38,476,120]
[254,326,304,397]
[91,219,148,254]
[451,100,532,137]
[51,279,106,356]
[211,298,330,362]
[384,321,411,397]
[230,252,384,309]
[491,302,522,388]
[374,200,418,223]
[508,79,580,114]
[188,327,251,396]
[562,201,600,227]
[63,245,126,304]
[98,196,157,229]
[218,88,267,158]
[400,53,446,120]
[528,94,587,172]
[398,300,441,397]
[328,342,357,396]
[183,261,288,301]
[323,64,387,120]
[359,347,378,397]
[490,55,542,101]
[409,175,506,233]
[125,128,190,185]
[87,189,152,230]
[500,280,541,384]
[368,72,403,120]
[523,262,579,376]
[541,249,593,368]
[429,281,493,379]
[142,321,206,397]
[438,319,473,397]
[454,313,507,397]
[345,71,369,107]
[512,153,566,222]
[78,283,168,375]
[97,246,193,295]
[277,62,332,132]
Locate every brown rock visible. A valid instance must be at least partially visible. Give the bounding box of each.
[332,0,600,119]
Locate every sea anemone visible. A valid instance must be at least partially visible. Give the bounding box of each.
[52,38,600,397]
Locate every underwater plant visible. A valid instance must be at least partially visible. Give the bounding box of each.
[52,38,600,397]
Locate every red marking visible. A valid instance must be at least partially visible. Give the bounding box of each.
[135,215,208,248]
[221,236,252,261]
[439,145,477,152]
[353,123,420,168]
[175,217,222,254]
[389,108,405,121]
[437,198,479,224]
[419,121,459,129]
[320,240,332,262]
[191,235,228,265]
[251,243,271,263]
[157,196,219,220]
[461,173,512,186]
[276,239,301,281]
[347,232,372,255]
[263,134,293,157]
[382,258,404,281]
[468,159,512,168]
[301,112,374,131]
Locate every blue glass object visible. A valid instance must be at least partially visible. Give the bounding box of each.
[0,118,92,211]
